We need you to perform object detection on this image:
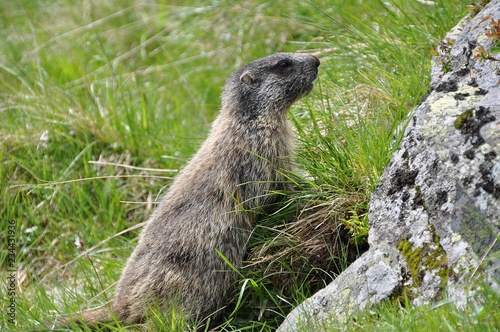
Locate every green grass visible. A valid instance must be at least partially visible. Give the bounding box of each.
[2,0,497,331]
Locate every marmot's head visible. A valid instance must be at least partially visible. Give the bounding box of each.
[222,53,320,122]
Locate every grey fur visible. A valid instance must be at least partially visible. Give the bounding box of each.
[75,53,319,327]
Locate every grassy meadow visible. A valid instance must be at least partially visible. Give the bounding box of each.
[1,0,498,331]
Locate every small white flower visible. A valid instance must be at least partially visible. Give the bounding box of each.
[74,237,84,249]
[25,226,38,233]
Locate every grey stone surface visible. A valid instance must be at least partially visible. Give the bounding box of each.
[278,1,500,331]
[277,247,402,329]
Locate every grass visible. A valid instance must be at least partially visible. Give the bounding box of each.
[1,0,497,331]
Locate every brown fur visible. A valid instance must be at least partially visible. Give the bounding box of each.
[55,53,319,328]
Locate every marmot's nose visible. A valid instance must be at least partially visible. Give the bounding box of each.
[312,55,320,68]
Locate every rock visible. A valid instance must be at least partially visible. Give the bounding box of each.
[278,1,500,330]
[276,247,403,329]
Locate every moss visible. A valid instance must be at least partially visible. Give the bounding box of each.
[453,108,474,129]
[396,226,449,300]
[424,232,449,291]
[398,239,423,288]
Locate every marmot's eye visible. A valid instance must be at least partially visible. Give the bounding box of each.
[275,59,292,69]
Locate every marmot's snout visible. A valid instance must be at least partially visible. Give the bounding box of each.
[312,55,320,68]
[300,55,320,97]
[303,54,320,81]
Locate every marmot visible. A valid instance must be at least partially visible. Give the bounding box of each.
[56,52,319,328]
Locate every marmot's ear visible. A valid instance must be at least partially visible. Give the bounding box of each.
[240,70,258,86]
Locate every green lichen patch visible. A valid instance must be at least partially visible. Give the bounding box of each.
[454,108,474,129]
